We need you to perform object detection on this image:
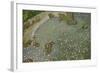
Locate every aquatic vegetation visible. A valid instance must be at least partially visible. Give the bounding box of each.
[23,58,33,62]
[59,13,77,25]
[44,41,55,55]
[23,10,91,62]
[48,13,55,18]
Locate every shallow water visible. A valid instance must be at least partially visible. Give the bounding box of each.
[23,13,91,62]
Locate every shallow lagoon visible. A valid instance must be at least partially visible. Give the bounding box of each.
[23,13,91,62]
